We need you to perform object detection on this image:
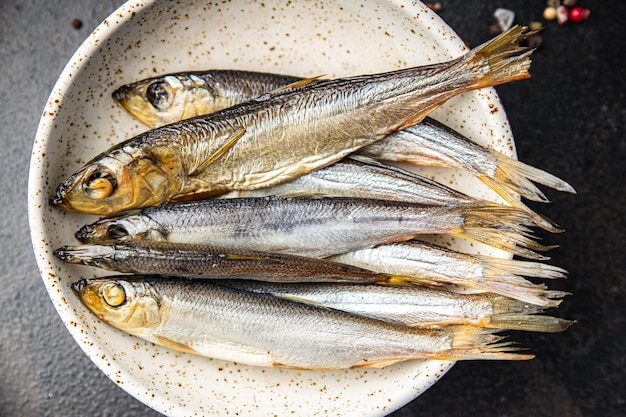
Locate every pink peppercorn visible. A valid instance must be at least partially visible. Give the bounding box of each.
[569,6,590,23]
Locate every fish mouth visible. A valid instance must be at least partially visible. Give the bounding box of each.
[54,245,90,264]
[75,224,96,243]
[112,85,131,104]
[49,193,71,211]
[71,278,89,295]
[50,179,73,210]
[55,244,115,265]
[53,246,73,262]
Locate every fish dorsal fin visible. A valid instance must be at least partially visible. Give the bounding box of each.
[396,113,428,132]
[346,154,390,167]
[255,75,326,100]
[275,74,326,90]
[189,126,246,176]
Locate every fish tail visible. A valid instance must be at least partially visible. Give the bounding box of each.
[471,278,569,307]
[490,151,576,200]
[379,271,568,307]
[478,175,565,233]
[477,257,569,306]
[395,26,535,131]
[477,152,575,229]
[481,256,568,280]
[488,295,575,332]
[453,205,557,259]
[466,25,536,89]
[438,326,533,361]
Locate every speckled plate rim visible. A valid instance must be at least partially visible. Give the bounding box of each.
[28,1,516,416]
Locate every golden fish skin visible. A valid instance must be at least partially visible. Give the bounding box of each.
[51,26,535,215]
[72,276,532,369]
[112,70,303,129]
[74,196,551,259]
[113,62,573,214]
[54,240,394,285]
[117,67,574,207]
[215,280,572,332]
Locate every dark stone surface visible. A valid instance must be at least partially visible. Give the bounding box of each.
[1,1,622,416]
[393,2,626,416]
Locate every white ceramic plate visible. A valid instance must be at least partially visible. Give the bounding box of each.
[29,1,516,416]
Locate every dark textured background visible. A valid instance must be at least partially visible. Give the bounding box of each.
[1,1,623,416]
[405,2,626,417]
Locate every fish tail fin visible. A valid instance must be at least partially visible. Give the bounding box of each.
[487,295,575,332]
[473,279,569,308]
[437,326,533,361]
[482,256,568,280]
[489,152,576,200]
[478,151,576,230]
[380,272,568,308]
[453,205,557,259]
[395,26,535,131]
[467,25,536,89]
[475,257,570,306]
[479,176,564,233]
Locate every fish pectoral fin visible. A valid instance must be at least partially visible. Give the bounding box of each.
[395,112,429,132]
[154,333,277,366]
[256,75,326,99]
[269,360,404,370]
[271,361,319,370]
[154,335,199,355]
[353,358,409,369]
[169,187,223,203]
[189,126,246,176]
[272,294,331,309]
[346,154,388,167]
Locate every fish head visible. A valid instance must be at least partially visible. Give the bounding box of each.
[72,277,162,332]
[54,243,138,273]
[54,244,116,267]
[50,146,182,215]
[75,213,167,244]
[113,74,212,128]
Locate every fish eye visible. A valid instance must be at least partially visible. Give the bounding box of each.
[101,283,126,307]
[146,81,172,110]
[107,224,129,240]
[83,168,117,199]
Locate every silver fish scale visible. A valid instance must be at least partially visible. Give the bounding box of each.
[120,197,462,258]
[149,278,454,368]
